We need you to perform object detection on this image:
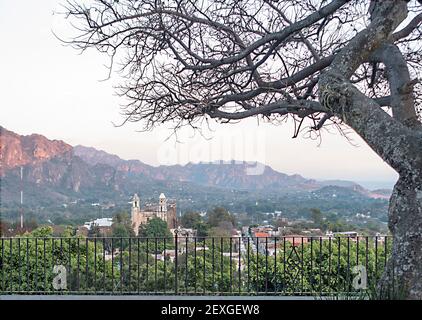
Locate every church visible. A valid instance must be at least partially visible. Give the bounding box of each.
[131,193,177,236]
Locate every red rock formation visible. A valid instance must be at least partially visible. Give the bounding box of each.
[0,126,72,175]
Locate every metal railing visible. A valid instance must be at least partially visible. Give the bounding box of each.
[0,235,392,296]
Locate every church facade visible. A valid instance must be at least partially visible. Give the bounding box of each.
[131,193,177,236]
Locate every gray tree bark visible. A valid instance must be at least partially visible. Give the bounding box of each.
[319,0,422,299]
[381,174,422,299]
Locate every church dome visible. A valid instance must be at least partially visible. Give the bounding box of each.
[159,193,166,199]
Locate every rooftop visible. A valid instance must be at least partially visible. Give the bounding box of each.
[254,232,270,237]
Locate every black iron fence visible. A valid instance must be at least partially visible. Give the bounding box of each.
[0,235,392,296]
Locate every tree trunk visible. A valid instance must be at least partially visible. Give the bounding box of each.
[317,1,422,299]
[318,70,422,299]
[378,174,422,299]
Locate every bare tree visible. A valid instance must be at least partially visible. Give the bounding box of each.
[60,0,422,298]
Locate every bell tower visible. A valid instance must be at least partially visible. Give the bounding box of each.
[131,193,142,235]
[131,193,140,226]
[132,193,140,210]
[159,193,167,212]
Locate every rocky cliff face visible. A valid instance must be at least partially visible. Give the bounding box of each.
[0,126,72,174]
[0,127,99,201]
[73,145,124,167]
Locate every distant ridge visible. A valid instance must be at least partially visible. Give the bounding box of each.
[74,145,320,190]
[0,126,391,205]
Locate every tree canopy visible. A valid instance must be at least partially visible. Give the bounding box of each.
[207,207,236,228]
[60,0,421,134]
[180,211,209,236]
[180,211,202,229]
[138,217,173,239]
[111,211,135,238]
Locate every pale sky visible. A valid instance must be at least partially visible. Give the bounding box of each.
[0,0,399,189]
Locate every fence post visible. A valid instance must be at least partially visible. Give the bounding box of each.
[174,231,178,295]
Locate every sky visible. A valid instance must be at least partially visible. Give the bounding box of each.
[0,0,399,189]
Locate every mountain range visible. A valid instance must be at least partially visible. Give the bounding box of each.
[0,126,391,208]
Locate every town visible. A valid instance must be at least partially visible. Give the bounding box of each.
[70,193,388,264]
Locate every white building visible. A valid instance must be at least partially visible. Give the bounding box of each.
[83,218,113,230]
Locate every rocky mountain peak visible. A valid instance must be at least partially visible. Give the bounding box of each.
[0,126,72,174]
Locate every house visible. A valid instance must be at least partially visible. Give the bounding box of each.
[83,218,113,230]
[284,235,309,246]
[334,231,359,239]
[80,218,113,236]
[254,232,270,238]
[251,226,273,235]
[170,226,197,238]
[265,241,283,256]
[76,226,89,237]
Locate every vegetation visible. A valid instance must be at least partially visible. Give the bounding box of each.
[0,206,391,296]
[179,207,239,238]
[180,211,208,237]
[138,218,173,239]
[0,226,393,297]
[110,212,135,241]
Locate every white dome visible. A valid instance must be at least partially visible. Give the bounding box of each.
[159,193,166,199]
